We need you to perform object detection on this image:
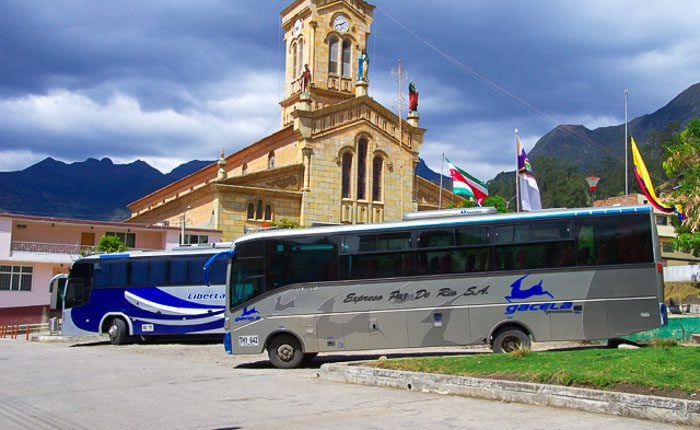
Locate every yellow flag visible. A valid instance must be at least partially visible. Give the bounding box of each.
[630,137,662,202]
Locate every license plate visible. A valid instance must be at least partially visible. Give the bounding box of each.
[238,335,259,347]
[141,324,154,332]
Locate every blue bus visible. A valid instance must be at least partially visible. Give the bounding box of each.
[61,245,229,344]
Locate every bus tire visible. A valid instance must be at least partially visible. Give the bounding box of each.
[267,334,304,369]
[492,328,530,353]
[107,318,129,345]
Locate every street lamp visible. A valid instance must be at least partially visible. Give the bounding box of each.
[181,205,191,245]
[585,175,600,206]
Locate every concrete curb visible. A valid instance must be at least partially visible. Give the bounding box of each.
[30,335,108,344]
[318,362,700,426]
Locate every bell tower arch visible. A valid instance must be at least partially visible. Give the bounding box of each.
[280,0,375,127]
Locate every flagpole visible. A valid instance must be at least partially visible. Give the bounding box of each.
[624,88,629,204]
[439,153,444,209]
[515,129,520,213]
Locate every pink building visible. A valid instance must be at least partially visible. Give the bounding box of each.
[0,213,222,325]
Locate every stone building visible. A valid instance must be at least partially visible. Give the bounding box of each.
[126,0,461,240]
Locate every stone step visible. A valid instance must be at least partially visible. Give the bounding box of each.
[691,333,700,344]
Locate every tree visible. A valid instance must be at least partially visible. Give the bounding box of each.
[663,119,700,256]
[482,195,509,213]
[96,235,128,253]
[533,157,589,208]
[459,194,510,213]
[270,217,302,229]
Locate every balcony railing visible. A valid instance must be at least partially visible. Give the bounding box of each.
[11,241,89,255]
[10,241,158,255]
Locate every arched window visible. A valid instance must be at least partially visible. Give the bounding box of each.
[247,203,255,219]
[264,205,272,220]
[328,36,339,74]
[256,199,263,219]
[292,42,298,78]
[341,39,351,77]
[268,151,275,169]
[372,156,383,202]
[341,152,353,199]
[297,39,304,76]
[356,139,367,200]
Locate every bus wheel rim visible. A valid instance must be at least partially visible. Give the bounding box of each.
[503,336,521,352]
[277,344,294,361]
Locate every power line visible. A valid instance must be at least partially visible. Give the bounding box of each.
[375,6,626,165]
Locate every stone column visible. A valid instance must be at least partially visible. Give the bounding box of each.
[355,80,368,97]
[407,111,419,127]
[302,147,313,192]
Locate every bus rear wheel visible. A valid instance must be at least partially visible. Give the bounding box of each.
[492,328,530,353]
[268,334,304,369]
[107,318,129,345]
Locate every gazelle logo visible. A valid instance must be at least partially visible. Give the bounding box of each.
[504,275,576,316]
[234,306,261,322]
[505,275,553,302]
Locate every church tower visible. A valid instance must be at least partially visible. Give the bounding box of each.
[126,0,458,238]
[280,0,374,126]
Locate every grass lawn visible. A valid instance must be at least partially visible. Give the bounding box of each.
[369,344,700,398]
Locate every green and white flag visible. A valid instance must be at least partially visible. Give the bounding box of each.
[446,158,488,206]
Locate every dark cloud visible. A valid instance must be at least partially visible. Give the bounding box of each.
[0,0,698,179]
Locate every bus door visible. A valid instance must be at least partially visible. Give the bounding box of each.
[49,273,68,311]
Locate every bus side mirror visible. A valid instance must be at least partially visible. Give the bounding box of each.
[203,250,234,286]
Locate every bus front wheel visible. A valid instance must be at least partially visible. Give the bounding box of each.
[107,318,129,345]
[492,328,530,353]
[267,334,304,369]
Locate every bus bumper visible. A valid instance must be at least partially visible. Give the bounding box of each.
[224,332,233,354]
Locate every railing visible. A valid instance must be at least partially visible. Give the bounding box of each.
[11,241,89,255]
[10,241,158,255]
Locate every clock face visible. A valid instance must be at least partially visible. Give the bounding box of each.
[333,15,349,33]
[293,19,302,36]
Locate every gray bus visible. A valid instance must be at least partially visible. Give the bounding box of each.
[212,206,667,368]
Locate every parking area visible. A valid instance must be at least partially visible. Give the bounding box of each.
[1,337,688,429]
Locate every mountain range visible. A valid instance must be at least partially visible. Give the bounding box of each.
[529,82,700,172]
[0,158,212,221]
[1,82,698,221]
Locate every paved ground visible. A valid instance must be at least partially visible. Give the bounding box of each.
[0,336,692,429]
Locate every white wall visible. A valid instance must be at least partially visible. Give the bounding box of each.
[664,264,700,283]
[0,218,12,258]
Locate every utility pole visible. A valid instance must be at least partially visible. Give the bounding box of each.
[391,59,408,146]
[180,205,191,245]
[624,88,629,204]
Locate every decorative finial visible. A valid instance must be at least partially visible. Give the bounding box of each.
[217,148,227,180]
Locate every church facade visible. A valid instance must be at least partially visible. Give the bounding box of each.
[126,0,461,240]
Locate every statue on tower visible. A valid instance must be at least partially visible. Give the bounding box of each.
[408,81,419,112]
[358,49,369,81]
[300,64,311,93]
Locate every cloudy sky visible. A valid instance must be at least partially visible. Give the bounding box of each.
[1,1,698,181]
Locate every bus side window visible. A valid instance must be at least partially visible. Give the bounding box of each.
[575,224,595,266]
[478,251,490,271]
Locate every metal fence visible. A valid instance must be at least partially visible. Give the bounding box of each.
[11,241,88,255]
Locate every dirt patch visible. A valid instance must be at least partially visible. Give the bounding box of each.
[605,382,697,401]
[665,281,700,303]
[485,373,697,401]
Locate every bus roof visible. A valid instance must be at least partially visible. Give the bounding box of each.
[233,205,653,246]
[77,244,228,261]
